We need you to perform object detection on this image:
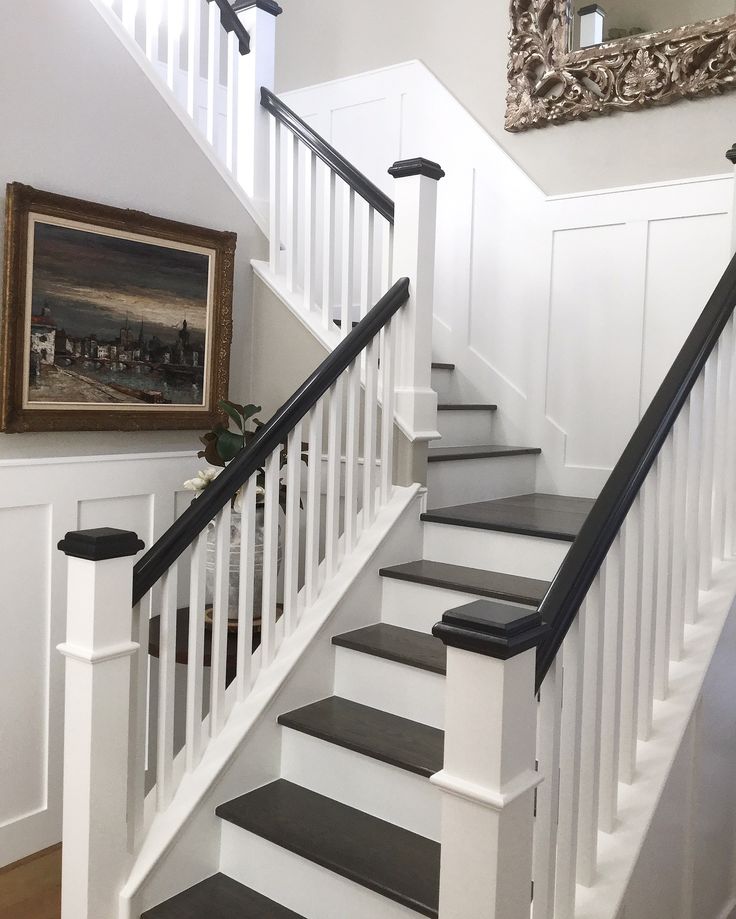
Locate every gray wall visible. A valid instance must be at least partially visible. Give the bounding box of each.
[275,0,736,194]
[0,0,267,460]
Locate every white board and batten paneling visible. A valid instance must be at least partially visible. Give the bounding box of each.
[0,450,197,868]
[282,63,734,496]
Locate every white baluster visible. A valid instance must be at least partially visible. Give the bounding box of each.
[166,0,182,91]
[322,169,337,330]
[185,530,207,771]
[360,205,376,319]
[303,152,318,312]
[269,116,282,275]
[380,317,396,504]
[340,186,356,337]
[669,410,689,661]
[699,354,718,588]
[381,217,394,293]
[210,502,231,736]
[186,0,202,121]
[225,31,239,173]
[532,658,562,919]
[684,376,704,622]
[712,318,733,558]
[344,361,362,551]
[145,0,162,61]
[598,536,622,833]
[205,0,220,146]
[129,593,152,852]
[576,580,604,886]
[363,338,379,527]
[305,399,324,607]
[260,448,281,665]
[236,477,256,700]
[325,380,343,577]
[283,424,303,636]
[285,133,300,292]
[156,565,178,810]
[654,440,673,700]
[121,0,138,36]
[618,505,641,785]
[638,471,658,741]
[554,613,585,919]
[726,325,736,556]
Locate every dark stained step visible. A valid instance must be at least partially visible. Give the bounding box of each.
[427,444,541,462]
[278,696,444,778]
[333,623,446,675]
[431,361,455,371]
[141,873,306,918]
[437,403,497,412]
[421,493,595,542]
[216,781,440,918]
[380,559,549,607]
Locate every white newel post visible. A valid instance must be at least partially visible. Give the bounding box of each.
[57,528,145,919]
[234,0,280,212]
[727,144,736,253]
[431,601,547,919]
[390,158,444,451]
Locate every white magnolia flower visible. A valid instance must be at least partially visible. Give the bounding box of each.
[233,483,267,513]
[183,467,222,494]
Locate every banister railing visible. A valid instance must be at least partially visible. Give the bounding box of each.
[207,0,251,54]
[133,277,409,604]
[535,248,736,689]
[260,87,395,223]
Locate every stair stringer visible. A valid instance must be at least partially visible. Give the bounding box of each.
[120,485,425,919]
[575,560,736,919]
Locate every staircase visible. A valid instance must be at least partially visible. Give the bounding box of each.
[139,361,579,918]
[56,4,736,919]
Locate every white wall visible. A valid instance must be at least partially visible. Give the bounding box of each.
[282,62,734,495]
[0,451,198,868]
[0,0,267,461]
[275,0,736,195]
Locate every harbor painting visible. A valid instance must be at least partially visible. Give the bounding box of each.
[1,184,236,432]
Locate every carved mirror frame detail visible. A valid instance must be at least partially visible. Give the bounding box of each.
[506,0,736,131]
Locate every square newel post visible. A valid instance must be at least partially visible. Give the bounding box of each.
[233,0,281,213]
[726,144,736,253]
[431,600,548,919]
[57,528,144,919]
[389,157,444,480]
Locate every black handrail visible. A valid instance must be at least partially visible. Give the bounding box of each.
[534,249,736,691]
[132,277,410,605]
[207,0,251,54]
[260,88,395,224]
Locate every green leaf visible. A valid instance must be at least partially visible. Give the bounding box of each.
[219,400,245,432]
[216,430,246,462]
[241,404,262,423]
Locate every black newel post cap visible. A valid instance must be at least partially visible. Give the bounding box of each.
[58,528,145,562]
[432,599,549,660]
[726,144,736,164]
[578,3,606,16]
[232,0,283,15]
[389,158,446,181]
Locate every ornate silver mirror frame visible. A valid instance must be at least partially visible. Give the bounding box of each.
[506,0,736,131]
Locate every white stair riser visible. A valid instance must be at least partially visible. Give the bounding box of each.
[220,822,422,919]
[334,646,445,729]
[437,410,495,447]
[431,367,455,401]
[422,521,570,580]
[381,577,538,634]
[426,454,537,509]
[281,728,441,841]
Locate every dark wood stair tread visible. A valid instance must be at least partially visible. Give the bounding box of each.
[216,780,440,917]
[278,696,443,777]
[332,623,446,674]
[427,444,541,462]
[380,559,548,606]
[421,493,594,542]
[437,403,497,411]
[141,873,306,918]
[431,361,455,370]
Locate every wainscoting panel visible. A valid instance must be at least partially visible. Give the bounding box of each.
[0,451,196,868]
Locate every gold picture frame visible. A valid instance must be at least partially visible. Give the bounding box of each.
[506,0,736,131]
[1,183,236,432]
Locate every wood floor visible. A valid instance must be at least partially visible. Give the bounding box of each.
[0,845,61,919]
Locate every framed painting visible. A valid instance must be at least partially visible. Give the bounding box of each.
[1,183,236,432]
